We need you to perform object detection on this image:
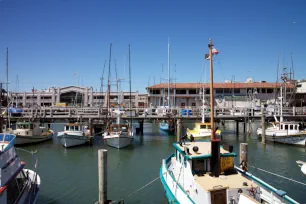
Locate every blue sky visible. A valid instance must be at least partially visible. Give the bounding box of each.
[0,0,305,93]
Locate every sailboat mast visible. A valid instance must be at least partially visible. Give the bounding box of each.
[107,44,112,115]
[6,48,8,105]
[129,44,133,126]
[209,40,215,140]
[168,40,170,107]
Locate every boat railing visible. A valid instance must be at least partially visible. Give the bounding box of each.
[0,133,16,152]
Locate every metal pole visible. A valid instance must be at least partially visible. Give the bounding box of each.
[168,39,170,107]
[0,83,3,133]
[98,149,107,204]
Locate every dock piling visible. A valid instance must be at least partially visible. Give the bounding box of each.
[261,105,266,144]
[98,149,107,204]
[139,119,144,136]
[176,119,182,142]
[239,143,248,171]
[236,120,239,136]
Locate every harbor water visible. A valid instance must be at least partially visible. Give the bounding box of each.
[17,121,306,204]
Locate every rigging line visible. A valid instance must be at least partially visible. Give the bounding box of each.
[127,175,160,197]
[248,164,306,186]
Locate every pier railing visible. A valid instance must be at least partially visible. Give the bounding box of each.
[3,106,305,120]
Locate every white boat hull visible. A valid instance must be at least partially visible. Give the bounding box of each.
[58,135,91,147]
[15,133,53,145]
[105,135,133,149]
[257,128,306,147]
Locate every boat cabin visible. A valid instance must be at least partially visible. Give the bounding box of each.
[174,141,236,175]
[109,124,129,133]
[16,122,34,130]
[64,124,83,132]
[196,122,211,130]
[272,122,300,131]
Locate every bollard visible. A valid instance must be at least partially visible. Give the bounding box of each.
[239,143,248,171]
[176,119,182,142]
[98,149,107,204]
[261,105,266,144]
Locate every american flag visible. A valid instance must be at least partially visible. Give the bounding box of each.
[212,47,219,55]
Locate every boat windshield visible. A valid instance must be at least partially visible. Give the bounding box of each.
[200,125,211,129]
[17,123,32,129]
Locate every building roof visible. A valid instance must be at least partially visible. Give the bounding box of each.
[147,82,294,89]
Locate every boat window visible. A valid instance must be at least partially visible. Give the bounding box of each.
[290,125,293,130]
[192,159,206,173]
[30,124,34,129]
[200,125,206,129]
[207,125,211,129]
[65,126,69,131]
[75,126,79,131]
[6,178,22,204]
[284,125,288,130]
[121,127,127,132]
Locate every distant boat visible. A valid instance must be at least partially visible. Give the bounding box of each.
[103,123,134,149]
[296,160,306,175]
[0,133,41,203]
[13,121,54,145]
[57,123,92,147]
[187,122,221,140]
[159,121,169,131]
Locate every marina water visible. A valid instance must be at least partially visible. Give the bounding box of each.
[17,121,306,204]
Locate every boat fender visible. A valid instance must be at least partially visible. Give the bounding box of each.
[238,188,243,194]
[190,135,195,142]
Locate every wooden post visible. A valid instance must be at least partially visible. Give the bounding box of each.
[139,119,144,136]
[236,120,239,136]
[261,105,266,144]
[239,143,248,171]
[176,119,182,142]
[243,118,246,134]
[98,149,107,204]
[89,118,93,136]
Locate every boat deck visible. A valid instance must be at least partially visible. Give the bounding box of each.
[174,142,232,158]
[194,172,258,191]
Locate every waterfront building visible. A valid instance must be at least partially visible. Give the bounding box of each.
[8,86,148,108]
[146,80,293,108]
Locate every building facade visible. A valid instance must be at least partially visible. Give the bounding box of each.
[8,86,148,108]
[146,81,292,108]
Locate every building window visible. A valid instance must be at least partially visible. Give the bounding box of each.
[192,103,196,106]
[189,89,197,94]
[94,96,104,99]
[151,90,160,94]
[223,89,231,94]
[216,89,223,94]
[124,96,135,99]
[267,89,273,93]
[181,103,185,107]
[176,89,186,94]
[234,89,240,94]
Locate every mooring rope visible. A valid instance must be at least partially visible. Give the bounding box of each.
[249,164,306,186]
[127,175,160,197]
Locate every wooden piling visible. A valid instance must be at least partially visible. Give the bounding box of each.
[98,149,107,204]
[261,105,266,144]
[236,120,239,136]
[243,118,246,134]
[239,143,248,171]
[139,119,144,136]
[176,119,182,142]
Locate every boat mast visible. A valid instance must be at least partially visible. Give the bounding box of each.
[208,39,220,178]
[129,44,133,127]
[168,39,170,108]
[6,48,10,128]
[209,40,215,140]
[107,44,112,118]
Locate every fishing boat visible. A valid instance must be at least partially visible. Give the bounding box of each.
[257,87,306,147]
[187,122,221,140]
[296,160,306,175]
[160,39,299,204]
[57,123,92,147]
[0,133,41,203]
[13,121,54,145]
